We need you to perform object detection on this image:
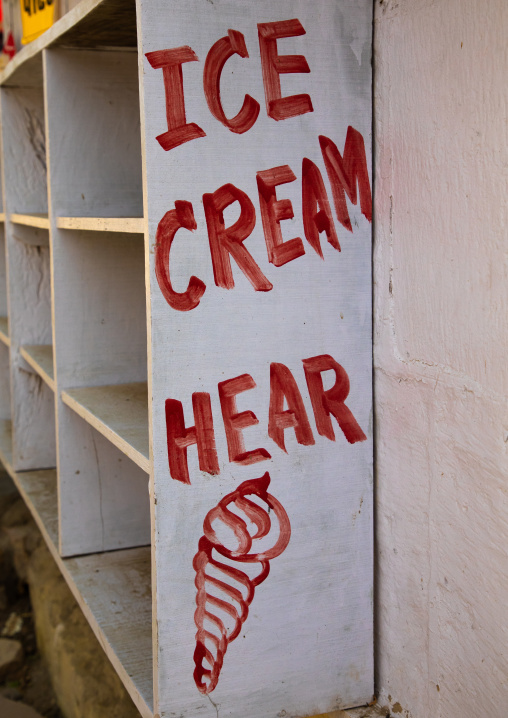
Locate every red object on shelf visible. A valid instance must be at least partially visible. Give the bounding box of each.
[3,30,15,58]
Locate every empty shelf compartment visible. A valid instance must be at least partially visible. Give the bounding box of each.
[61,382,149,473]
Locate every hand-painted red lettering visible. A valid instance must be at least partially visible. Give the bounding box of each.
[302,157,340,257]
[145,47,206,151]
[268,362,315,451]
[155,201,206,312]
[319,127,372,231]
[256,165,305,267]
[303,354,367,444]
[218,374,271,465]
[165,393,219,484]
[203,29,260,134]
[258,19,313,121]
[203,183,273,291]
[166,353,366,482]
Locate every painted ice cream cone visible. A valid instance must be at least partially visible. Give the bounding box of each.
[192,472,291,694]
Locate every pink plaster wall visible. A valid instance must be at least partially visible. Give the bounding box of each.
[373,1,508,716]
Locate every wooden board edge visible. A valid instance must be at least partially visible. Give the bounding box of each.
[135,10,158,706]
[10,213,50,230]
[57,216,144,233]
[0,330,11,347]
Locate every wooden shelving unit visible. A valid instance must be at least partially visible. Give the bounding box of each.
[0,2,153,716]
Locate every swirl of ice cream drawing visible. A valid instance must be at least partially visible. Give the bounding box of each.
[192,472,291,694]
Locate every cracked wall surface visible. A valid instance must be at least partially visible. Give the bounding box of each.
[373,1,508,716]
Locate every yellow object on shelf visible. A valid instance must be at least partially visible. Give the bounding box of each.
[20,0,55,44]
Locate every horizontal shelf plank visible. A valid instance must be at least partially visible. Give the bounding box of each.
[61,382,149,473]
[57,216,144,234]
[20,345,55,391]
[0,212,5,222]
[0,431,153,718]
[10,213,50,230]
[0,316,10,347]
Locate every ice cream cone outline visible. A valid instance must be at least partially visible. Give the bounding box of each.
[192,471,291,694]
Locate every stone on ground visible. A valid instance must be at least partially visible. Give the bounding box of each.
[0,637,23,680]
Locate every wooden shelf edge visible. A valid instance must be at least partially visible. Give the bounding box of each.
[0,316,10,347]
[20,345,55,392]
[10,213,50,230]
[57,216,144,234]
[0,211,5,222]
[0,433,154,718]
[61,384,150,474]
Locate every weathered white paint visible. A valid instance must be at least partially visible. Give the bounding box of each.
[10,223,49,246]
[0,83,55,471]
[137,1,373,715]
[44,49,143,219]
[0,87,48,215]
[373,1,508,716]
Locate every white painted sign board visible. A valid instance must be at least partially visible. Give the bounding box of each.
[137,0,373,715]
